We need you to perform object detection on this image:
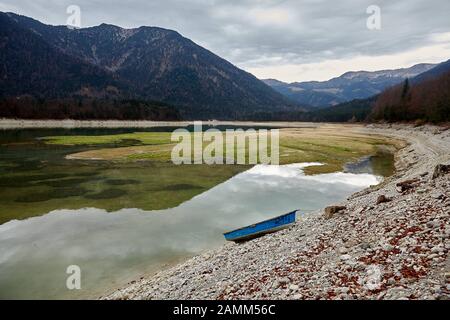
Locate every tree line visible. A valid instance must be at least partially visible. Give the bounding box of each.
[370,70,450,123]
[0,96,180,121]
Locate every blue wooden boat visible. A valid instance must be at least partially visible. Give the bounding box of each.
[223,210,297,242]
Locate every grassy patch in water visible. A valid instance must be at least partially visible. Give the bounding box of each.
[15,187,88,203]
[45,126,404,176]
[158,184,204,191]
[0,173,73,188]
[105,179,140,186]
[85,189,127,200]
[0,124,404,224]
[33,177,102,188]
[42,132,172,146]
[45,125,400,174]
[0,161,249,224]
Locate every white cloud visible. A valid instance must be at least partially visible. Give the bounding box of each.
[247,42,450,82]
[430,32,450,43]
[248,7,295,27]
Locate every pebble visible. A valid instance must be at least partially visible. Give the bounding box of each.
[431,193,444,200]
[338,247,349,254]
[427,220,440,229]
[431,246,443,253]
[289,284,299,291]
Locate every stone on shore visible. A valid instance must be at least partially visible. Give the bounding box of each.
[323,206,347,219]
[432,164,450,180]
[376,195,391,205]
[396,179,420,193]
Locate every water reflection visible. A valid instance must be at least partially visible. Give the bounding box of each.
[0,163,381,299]
[344,150,395,177]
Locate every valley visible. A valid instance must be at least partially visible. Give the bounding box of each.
[0,4,448,302]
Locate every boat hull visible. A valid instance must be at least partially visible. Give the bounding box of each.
[223,211,297,242]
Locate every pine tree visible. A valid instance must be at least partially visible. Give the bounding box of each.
[401,78,410,99]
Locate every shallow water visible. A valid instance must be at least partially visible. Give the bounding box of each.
[0,162,381,299]
[0,128,392,299]
[0,128,249,224]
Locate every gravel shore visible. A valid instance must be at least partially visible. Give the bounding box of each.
[105,124,449,300]
[0,119,191,129]
[0,119,317,129]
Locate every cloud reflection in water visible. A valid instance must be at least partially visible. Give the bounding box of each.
[0,163,381,299]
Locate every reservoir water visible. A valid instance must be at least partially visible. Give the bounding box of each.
[0,128,390,299]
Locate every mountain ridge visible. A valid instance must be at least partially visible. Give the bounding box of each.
[0,12,129,99]
[263,63,437,108]
[371,59,450,123]
[1,12,299,120]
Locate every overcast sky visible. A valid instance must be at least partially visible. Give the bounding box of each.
[1,0,450,82]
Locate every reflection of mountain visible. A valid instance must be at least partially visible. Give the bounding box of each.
[263,63,436,108]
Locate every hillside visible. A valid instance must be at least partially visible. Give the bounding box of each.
[371,68,450,123]
[302,60,450,123]
[1,12,298,120]
[0,13,128,99]
[263,64,436,108]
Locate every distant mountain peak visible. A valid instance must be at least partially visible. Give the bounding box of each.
[336,63,436,80]
[264,62,438,108]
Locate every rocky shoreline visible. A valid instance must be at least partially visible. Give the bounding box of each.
[105,124,449,300]
[0,119,317,129]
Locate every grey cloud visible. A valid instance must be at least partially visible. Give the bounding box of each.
[1,0,449,70]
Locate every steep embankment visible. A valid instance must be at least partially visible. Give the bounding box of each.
[106,125,449,300]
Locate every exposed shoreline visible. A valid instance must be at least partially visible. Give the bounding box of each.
[0,119,319,129]
[105,124,449,300]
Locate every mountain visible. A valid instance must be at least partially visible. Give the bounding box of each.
[1,12,298,120]
[282,60,450,123]
[263,63,436,108]
[309,59,450,123]
[412,59,450,84]
[371,60,450,123]
[307,97,376,122]
[0,13,128,99]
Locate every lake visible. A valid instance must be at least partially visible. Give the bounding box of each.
[0,127,393,299]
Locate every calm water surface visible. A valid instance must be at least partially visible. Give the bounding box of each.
[0,128,391,299]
